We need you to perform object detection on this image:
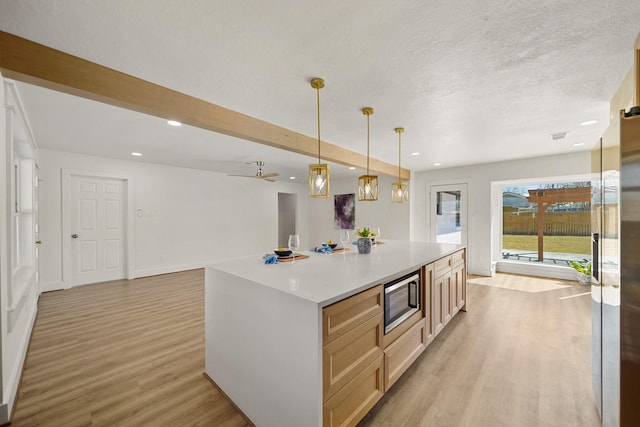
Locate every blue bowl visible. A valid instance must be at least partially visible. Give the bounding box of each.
[274,249,292,257]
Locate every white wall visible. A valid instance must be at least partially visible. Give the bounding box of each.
[410,151,591,276]
[307,175,410,246]
[38,149,309,289]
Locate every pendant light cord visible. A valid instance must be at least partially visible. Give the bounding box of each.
[394,127,404,181]
[366,113,370,175]
[398,132,401,181]
[316,85,321,163]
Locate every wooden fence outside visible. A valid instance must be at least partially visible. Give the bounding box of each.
[503,211,591,236]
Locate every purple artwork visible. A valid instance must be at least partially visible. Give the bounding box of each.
[334,193,355,229]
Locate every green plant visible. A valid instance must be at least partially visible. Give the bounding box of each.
[569,261,592,275]
[355,227,378,238]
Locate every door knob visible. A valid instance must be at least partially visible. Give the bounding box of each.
[71,234,78,239]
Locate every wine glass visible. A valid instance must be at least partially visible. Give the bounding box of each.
[288,234,300,262]
[375,227,381,243]
[339,230,350,250]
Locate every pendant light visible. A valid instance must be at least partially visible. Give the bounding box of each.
[358,107,378,201]
[308,78,329,197]
[391,127,409,203]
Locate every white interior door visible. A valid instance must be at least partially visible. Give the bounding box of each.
[430,184,468,246]
[70,175,126,286]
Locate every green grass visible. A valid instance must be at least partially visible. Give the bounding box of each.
[502,235,590,255]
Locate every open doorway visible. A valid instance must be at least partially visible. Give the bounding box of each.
[495,176,591,280]
[278,193,297,248]
[430,184,468,246]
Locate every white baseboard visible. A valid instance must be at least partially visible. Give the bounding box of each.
[40,280,65,293]
[469,268,492,277]
[134,262,207,279]
[0,402,8,425]
[496,260,577,281]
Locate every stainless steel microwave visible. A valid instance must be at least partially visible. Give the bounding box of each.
[384,272,420,334]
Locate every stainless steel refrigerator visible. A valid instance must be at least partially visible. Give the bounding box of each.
[591,37,640,426]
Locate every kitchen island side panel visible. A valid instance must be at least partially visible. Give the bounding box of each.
[204,267,322,427]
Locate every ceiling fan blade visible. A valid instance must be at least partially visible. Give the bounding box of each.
[228,161,278,181]
[228,174,274,182]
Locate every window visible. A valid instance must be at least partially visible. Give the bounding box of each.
[501,181,591,266]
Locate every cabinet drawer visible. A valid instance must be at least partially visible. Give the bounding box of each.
[323,314,383,400]
[434,255,452,277]
[382,309,422,349]
[451,249,465,267]
[384,320,427,391]
[323,285,383,344]
[323,355,384,427]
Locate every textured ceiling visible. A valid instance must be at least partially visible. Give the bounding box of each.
[1,0,639,180]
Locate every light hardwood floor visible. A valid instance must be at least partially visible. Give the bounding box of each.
[10,271,600,426]
[9,270,249,427]
[359,274,600,427]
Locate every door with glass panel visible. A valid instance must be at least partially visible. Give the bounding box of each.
[430,184,468,246]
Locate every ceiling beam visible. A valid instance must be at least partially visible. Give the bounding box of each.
[0,31,410,180]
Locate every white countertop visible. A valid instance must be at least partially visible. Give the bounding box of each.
[208,240,463,306]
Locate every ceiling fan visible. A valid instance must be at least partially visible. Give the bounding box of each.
[228,161,279,182]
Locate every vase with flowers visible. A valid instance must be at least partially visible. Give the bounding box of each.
[355,227,378,254]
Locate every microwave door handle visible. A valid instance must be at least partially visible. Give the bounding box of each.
[408,281,418,308]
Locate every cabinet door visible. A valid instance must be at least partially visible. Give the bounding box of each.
[423,263,435,346]
[323,285,383,345]
[451,267,459,317]
[442,271,452,326]
[384,320,427,391]
[323,355,384,427]
[434,274,444,336]
[453,262,466,312]
[323,314,383,400]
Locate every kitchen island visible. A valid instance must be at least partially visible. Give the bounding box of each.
[204,240,466,427]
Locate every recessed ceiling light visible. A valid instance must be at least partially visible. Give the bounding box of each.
[289,176,296,180]
[348,166,356,170]
[411,152,420,156]
[433,162,441,166]
[167,120,182,127]
[580,120,597,126]
[131,152,142,156]
[572,142,585,147]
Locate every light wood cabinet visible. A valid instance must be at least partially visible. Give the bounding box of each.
[384,319,427,391]
[442,270,452,326]
[323,355,384,427]
[451,264,459,317]
[322,285,384,425]
[323,314,383,400]
[321,249,466,426]
[434,272,443,336]
[423,263,435,346]
[434,255,451,278]
[434,248,465,337]
[452,252,466,312]
[434,270,451,335]
[323,285,383,344]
